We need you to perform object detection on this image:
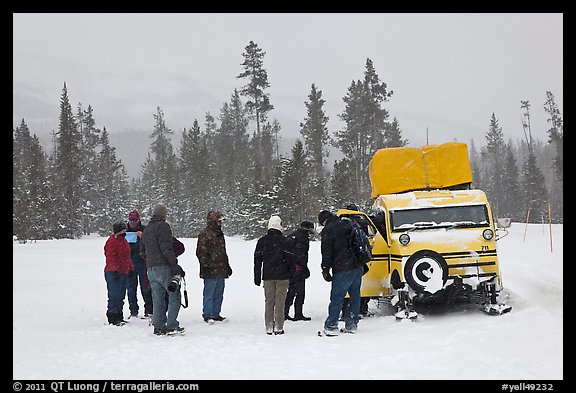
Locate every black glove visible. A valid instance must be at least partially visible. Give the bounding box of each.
[171,264,184,277]
[254,277,261,286]
[322,270,332,282]
[303,266,311,279]
[227,265,233,277]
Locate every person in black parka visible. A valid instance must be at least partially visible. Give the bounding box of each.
[254,215,295,335]
[318,210,364,336]
[284,220,314,321]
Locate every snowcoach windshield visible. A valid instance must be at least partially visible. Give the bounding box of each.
[390,204,490,232]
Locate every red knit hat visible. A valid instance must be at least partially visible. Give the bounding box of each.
[128,210,140,221]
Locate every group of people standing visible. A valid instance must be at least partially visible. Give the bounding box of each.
[104,203,368,337]
[104,204,231,335]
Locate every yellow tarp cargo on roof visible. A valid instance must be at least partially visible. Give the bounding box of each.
[368,142,473,198]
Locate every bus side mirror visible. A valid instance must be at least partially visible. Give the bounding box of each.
[497,218,511,229]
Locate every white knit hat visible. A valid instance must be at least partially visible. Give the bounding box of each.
[268,215,283,231]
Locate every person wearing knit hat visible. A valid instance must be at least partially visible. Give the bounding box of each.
[196,209,232,324]
[140,203,185,336]
[254,214,295,335]
[318,210,333,226]
[125,209,152,319]
[152,203,168,219]
[104,221,132,326]
[267,215,283,231]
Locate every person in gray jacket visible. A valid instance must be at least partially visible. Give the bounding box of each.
[140,203,185,336]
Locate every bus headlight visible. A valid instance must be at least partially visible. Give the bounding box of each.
[482,229,494,240]
[399,233,411,245]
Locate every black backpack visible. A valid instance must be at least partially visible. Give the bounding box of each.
[342,217,372,265]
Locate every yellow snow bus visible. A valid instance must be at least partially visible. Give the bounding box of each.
[338,142,511,319]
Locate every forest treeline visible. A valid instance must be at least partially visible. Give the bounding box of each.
[13,41,563,242]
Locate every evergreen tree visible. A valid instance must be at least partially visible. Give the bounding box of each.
[468,139,483,190]
[335,59,394,202]
[92,127,129,235]
[13,121,30,240]
[518,100,548,223]
[139,107,179,212]
[237,40,274,136]
[278,140,310,228]
[500,142,522,221]
[543,91,563,223]
[336,80,366,202]
[240,161,281,240]
[27,134,52,239]
[520,151,549,223]
[51,82,84,238]
[203,112,218,158]
[363,58,394,151]
[213,101,233,190]
[13,121,50,241]
[213,90,250,196]
[237,41,278,231]
[329,158,357,210]
[520,100,534,150]
[481,113,506,217]
[176,119,208,236]
[383,117,408,148]
[259,121,277,185]
[299,83,331,210]
[77,104,102,235]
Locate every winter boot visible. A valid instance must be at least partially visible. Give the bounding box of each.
[106,311,116,325]
[108,312,126,326]
[115,312,128,326]
[293,304,311,321]
[284,305,294,321]
[143,289,153,316]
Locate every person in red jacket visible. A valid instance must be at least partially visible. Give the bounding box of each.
[104,221,134,326]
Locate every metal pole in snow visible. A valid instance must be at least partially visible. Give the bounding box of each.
[548,201,553,253]
[523,206,531,242]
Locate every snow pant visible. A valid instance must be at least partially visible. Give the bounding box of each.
[127,260,153,315]
[202,278,225,319]
[263,279,290,332]
[284,277,306,318]
[105,271,128,323]
[147,265,181,330]
[324,266,363,332]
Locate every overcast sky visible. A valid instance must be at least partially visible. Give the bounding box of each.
[13,13,563,148]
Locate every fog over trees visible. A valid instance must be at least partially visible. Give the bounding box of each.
[13,41,563,242]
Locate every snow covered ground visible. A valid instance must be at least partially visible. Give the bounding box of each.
[13,223,562,381]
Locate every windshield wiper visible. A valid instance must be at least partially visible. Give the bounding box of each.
[397,222,438,232]
[446,221,480,230]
